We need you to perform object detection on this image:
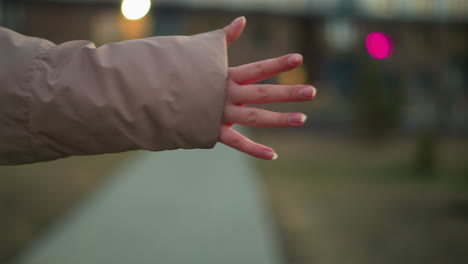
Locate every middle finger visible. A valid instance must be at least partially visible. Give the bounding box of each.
[224,105,307,127]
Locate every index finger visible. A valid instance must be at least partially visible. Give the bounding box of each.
[229,54,303,85]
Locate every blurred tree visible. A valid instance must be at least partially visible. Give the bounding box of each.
[413,128,438,177]
[352,59,403,140]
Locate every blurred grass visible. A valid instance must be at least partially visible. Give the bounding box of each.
[255,130,468,183]
[254,130,468,264]
[260,159,468,182]
[0,152,135,262]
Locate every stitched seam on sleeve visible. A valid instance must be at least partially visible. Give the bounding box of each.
[22,39,55,161]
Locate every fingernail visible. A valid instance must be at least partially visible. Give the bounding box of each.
[288,54,302,65]
[264,150,277,160]
[232,16,246,25]
[299,86,315,99]
[288,114,307,125]
[272,153,278,160]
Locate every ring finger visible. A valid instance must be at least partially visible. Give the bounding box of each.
[224,105,307,127]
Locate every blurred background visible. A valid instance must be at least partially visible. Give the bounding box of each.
[1,0,468,263]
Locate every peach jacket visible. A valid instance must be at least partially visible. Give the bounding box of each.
[0,27,227,165]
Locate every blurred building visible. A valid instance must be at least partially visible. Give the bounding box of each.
[1,0,467,135]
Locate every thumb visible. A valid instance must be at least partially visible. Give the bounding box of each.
[223,16,246,46]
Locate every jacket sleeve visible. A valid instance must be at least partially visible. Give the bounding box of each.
[0,26,228,165]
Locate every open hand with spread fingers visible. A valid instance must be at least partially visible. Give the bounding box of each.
[220,17,317,160]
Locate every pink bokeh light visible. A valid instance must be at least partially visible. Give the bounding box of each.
[366,32,393,59]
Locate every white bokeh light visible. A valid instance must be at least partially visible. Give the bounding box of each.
[121,0,151,20]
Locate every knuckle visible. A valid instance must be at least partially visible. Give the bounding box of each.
[255,63,267,76]
[230,138,243,149]
[257,86,269,101]
[290,87,299,99]
[226,82,239,103]
[247,110,258,126]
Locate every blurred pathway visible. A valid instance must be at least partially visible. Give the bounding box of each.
[14,143,282,264]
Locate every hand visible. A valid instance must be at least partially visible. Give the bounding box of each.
[220,17,316,160]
